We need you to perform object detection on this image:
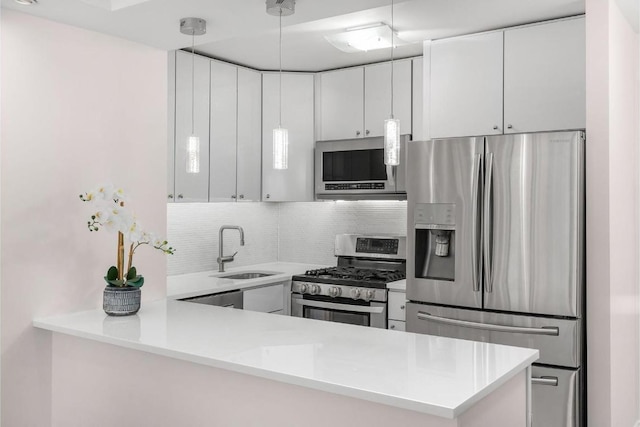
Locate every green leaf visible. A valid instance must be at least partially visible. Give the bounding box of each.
[106,266,118,281]
[127,276,144,288]
[104,277,125,287]
[126,266,137,280]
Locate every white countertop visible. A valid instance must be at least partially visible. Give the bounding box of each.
[167,262,328,299]
[34,298,538,419]
[387,278,406,292]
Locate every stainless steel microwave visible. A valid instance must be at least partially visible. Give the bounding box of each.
[314,135,409,200]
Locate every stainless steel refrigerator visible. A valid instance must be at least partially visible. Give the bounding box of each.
[406,131,585,427]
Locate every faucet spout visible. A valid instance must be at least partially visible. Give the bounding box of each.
[217,225,245,272]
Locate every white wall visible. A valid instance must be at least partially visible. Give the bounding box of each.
[167,201,408,274]
[1,10,168,426]
[585,0,640,425]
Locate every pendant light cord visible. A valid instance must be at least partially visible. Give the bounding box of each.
[390,0,395,119]
[279,9,283,127]
[191,31,195,135]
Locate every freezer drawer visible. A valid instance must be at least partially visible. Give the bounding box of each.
[531,365,580,427]
[406,303,581,368]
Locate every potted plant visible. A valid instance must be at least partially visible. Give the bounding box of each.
[80,185,174,316]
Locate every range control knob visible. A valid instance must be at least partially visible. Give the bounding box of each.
[328,287,342,298]
[311,285,321,295]
[363,289,375,301]
[350,288,362,300]
[299,283,308,294]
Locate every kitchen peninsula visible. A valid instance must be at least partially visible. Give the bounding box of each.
[35,292,537,426]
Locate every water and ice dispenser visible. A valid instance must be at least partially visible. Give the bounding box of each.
[414,203,456,282]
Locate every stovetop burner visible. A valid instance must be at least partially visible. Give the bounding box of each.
[294,266,405,288]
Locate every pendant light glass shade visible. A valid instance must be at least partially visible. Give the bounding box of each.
[186,135,200,174]
[384,118,400,166]
[273,127,289,170]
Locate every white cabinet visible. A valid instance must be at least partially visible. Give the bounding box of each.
[167,52,177,201]
[236,68,263,202]
[243,283,285,313]
[318,67,364,140]
[363,60,412,138]
[318,60,412,141]
[262,72,315,202]
[209,60,237,202]
[174,50,211,202]
[429,17,585,138]
[503,18,586,133]
[388,290,407,331]
[430,32,504,139]
[412,57,425,141]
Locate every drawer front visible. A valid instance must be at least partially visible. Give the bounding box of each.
[531,366,580,427]
[388,292,407,321]
[388,320,406,331]
[243,284,284,313]
[407,303,581,368]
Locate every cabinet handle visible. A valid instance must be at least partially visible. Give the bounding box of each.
[507,124,513,129]
[365,130,370,136]
[239,194,244,199]
[356,131,361,136]
[231,195,236,199]
[493,125,498,130]
[390,324,396,330]
[177,194,184,199]
[400,305,405,310]
[265,194,271,199]
[168,194,174,199]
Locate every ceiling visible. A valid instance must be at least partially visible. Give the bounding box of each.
[2,0,585,72]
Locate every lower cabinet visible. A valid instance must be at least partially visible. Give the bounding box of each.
[388,290,407,331]
[243,283,285,314]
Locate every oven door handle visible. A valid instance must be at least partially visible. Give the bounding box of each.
[293,298,385,314]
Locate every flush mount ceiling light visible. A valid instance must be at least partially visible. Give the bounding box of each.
[324,22,409,53]
[180,17,207,174]
[14,0,38,5]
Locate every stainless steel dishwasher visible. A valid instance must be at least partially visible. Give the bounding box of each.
[180,290,243,309]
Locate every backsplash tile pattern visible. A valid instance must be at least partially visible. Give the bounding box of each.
[277,201,407,265]
[168,201,407,275]
[167,203,279,275]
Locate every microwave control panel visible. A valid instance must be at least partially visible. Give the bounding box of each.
[356,238,399,255]
[325,183,385,191]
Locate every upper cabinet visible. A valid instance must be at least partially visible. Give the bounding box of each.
[503,18,586,134]
[430,31,504,139]
[174,50,211,202]
[262,73,315,202]
[169,52,263,203]
[429,16,585,139]
[317,60,412,141]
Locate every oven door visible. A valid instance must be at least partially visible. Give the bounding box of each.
[315,137,407,200]
[291,294,387,328]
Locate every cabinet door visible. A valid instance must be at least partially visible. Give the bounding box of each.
[318,67,364,140]
[243,284,284,313]
[364,60,412,138]
[237,68,263,202]
[504,18,586,133]
[167,51,177,202]
[412,57,424,141]
[262,73,315,202]
[175,51,210,202]
[430,32,503,138]
[209,60,238,202]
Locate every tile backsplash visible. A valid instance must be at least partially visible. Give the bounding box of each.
[168,201,407,275]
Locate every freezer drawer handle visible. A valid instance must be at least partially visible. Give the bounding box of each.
[531,376,558,387]
[416,312,560,336]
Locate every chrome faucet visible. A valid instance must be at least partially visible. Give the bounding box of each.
[217,225,245,272]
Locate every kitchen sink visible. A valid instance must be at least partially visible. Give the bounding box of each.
[212,271,278,280]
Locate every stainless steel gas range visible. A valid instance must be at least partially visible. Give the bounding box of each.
[291,234,406,328]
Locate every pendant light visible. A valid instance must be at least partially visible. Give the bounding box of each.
[384,0,400,166]
[267,0,295,170]
[180,18,207,174]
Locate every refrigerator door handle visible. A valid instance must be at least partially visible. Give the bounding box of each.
[483,152,494,293]
[471,153,483,292]
[416,311,560,336]
[531,376,559,387]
